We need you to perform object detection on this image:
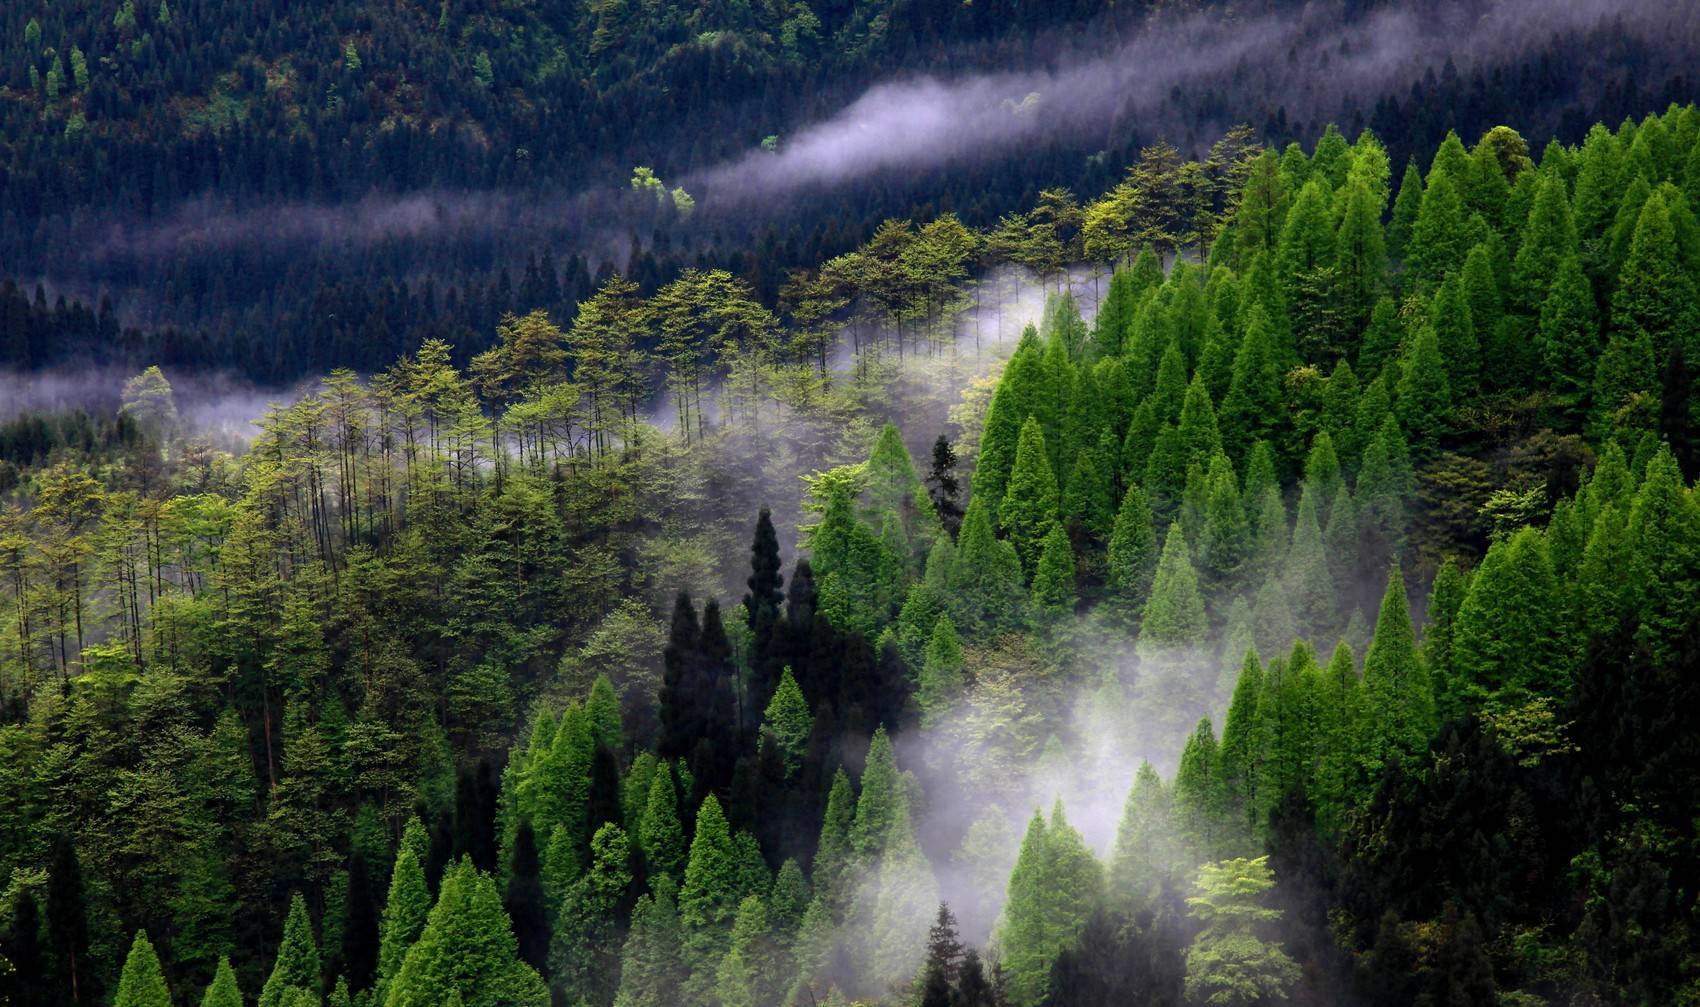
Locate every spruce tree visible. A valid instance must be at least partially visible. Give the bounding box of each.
[1219,305,1285,467]
[1199,453,1250,591]
[1173,719,1228,855]
[811,770,856,912]
[1625,447,1700,670]
[1451,528,1567,708]
[1108,763,1180,913]
[850,727,900,862]
[1216,652,1265,844]
[640,767,685,885]
[1106,482,1158,616]
[1406,169,1469,289]
[868,788,940,989]
[946,499,1026,635]
[1387,160,1423,262]
[1511,173,1580,311]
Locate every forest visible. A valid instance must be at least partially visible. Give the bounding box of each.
[0,89,1697,1007]
[3,0,1699,382]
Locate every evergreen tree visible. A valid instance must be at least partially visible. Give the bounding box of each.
[200,957,242,1007]
[1217,651,1265,842]
[1182,857,1300,1007]
[1393,325,1451,458]
[1219,305,1285,467]
[260,893,322,1007]
[947,499,1026,635]
[1511,173,1580,312]
[997,804,1105,1007]
[1541,253,1601,426]
[1387,160,1423,262]
[1000,417,1062,578]
[550,823,632,1006]
[1030,522,1078,621]
[384,860,548,1007]
[1451,527,1567,708]
[1108,762,1180,913]
[1429,273,1479,398]
[1139,525,1208,651]
[1106,482,1158,617]
[639,768,685,885]
[760,668,813,777]
[1406,169,1469,289]
[113,931,171,1007]
[811,770,856,911]
[850,728,901,862]
[504,822,549,975]
[1359,566,1433,782]
[1174,718,1228,854]
[679,796,740,971]
[868,787,940,989]
[1199,453,1251,591]
[916,615,966,726]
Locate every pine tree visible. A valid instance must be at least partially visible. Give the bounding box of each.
[1282,489,1337,641]
[1060,448,1115,548]
[916,615,966,726]
[1625,446,1700,670]
[972,342,1047,517]
[550,824,632,1006]
[200,957,242,1007]
[1000,417,1061,578]
[1335,178,1388,342]
[1199,453,1250,591]
[868,787,940,989]
[111,931,171,1007]
[811,770,857,911]
[260,893,322,1007]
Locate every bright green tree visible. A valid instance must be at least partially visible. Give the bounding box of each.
[114,931,172,1007]
[1183,857,1300,1007]
[1029,522,1078,621]
[1000,417,1062,577]
[1358,566,1433,782]
[260,893,321,1007]
[1106,482,1159,616]
[201,957,243,1007]
[761,668,812,776]
[384,860,549,1007]
[996,803,1105,1007]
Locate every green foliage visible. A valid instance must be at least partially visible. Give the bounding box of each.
[916,616,966,725]
[114,931,172,1007]
[385,859,548,1007]
[1183,857,1300,1007]
[996,804,1104,1007]
[761,668,812,775]
[1000,417,1061,577]
[260,893,321,1007]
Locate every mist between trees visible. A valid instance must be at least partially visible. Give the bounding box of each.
[5,104,1700,1007]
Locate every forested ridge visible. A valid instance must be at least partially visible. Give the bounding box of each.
[4,0,1700,382]
[2,103,1700,1007]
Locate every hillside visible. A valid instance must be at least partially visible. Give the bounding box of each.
[0,103,1698,1007]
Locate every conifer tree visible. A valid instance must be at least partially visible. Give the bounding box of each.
[1313,642,1363,832]
[1060,448,1115,549]
[1406,169,1468,289]
[811,770,856,912]
[715,896,770,1007]
[1000,417,1061,577]
[1173,719,1228,855]
[916,616,966,726]
[868,787,940,989]
[1030,522,1078,621]
[972,342,1047,517]
[1139,525,1208,651]
[1511,173,1580,311]
[384,860,548,1007]
[260,893,322,1007]
[1199,453,1250,591]
[1216,651,1265,843]
[997,804,1104,1007]
[1109,762,1181,913]
[1387,160,1423,262]
[1357,296,1403,381]
[550,824,633,1006]
[1393,325,1451,458]
[1426,274,1478,401]
[679,796,740,969]
[1612,193,1699,387]
[1219,305,1285,467]
[200,957,242,1007]
[1625,447,1700,670]
[1334,178,1388,341]
[850,728,900,862]
[761,668,812,776]
[640,768,685,885]
[1540,253,1601,426]
[1359,566,1433,782]
[1282,491,1337,641]
[1451,528,1567,708]
[113,931,171,1007]
[946,499,1026,635]
[1106,482,1158,616]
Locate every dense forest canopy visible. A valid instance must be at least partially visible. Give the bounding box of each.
[3,0,1699,382]
[0,86,1699,1007]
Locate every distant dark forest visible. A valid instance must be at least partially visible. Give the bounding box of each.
[1,0,1697,382]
